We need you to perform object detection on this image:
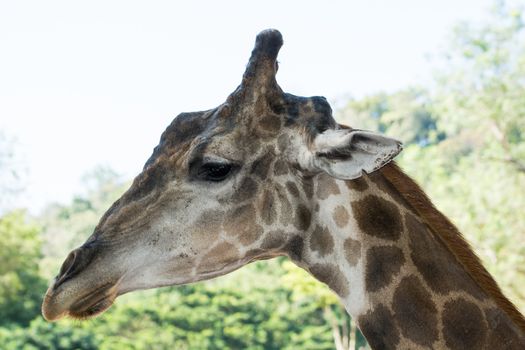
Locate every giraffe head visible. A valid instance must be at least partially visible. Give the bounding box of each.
[42,29,401,321]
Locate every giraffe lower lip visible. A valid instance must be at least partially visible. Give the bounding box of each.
[68,283,118,319]
[68,296,114,319]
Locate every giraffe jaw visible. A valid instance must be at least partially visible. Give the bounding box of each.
[42,279,120,321]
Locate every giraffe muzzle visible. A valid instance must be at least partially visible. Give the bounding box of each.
[52,243,98,291]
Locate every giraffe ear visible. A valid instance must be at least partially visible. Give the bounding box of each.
[309,129,402,180]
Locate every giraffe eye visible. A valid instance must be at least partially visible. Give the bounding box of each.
[198,162,234,182]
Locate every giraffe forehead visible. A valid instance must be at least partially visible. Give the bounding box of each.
[149,94,336,161]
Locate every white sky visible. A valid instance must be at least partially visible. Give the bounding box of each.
[0,0,494,213]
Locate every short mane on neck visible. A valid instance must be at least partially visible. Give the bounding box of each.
[379,162,525,331]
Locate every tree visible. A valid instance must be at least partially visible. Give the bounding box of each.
[3,166,353,349]
[336,88,443,147]
[0,211,47,327]
[39,166,127,279]
[281,261,369,350]
[433,0,525,170]
[0,318,99,350]
[428,0,525,309]
[338,1,525,313]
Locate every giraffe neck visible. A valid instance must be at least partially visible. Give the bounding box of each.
[298,170,525,349]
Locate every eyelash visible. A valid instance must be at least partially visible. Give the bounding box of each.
[197,163,234,182]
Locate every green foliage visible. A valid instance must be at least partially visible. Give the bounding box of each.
[0,318,99,350]
[0,211,47,327]
[399,143,525,308]
[337,89,443,147]
[86,266,335,350]
[435,1,525,162]
[406,1,525,311]
[1,168,348,349]
[281,261,369,349]
[39,166,128,279]
[0,260,342,349]
[338,1,525,313]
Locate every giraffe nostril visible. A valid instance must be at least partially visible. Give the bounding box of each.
[58,250,78,280]
[53,247,94,290]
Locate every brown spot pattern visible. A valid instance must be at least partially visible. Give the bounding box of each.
[284,235,304,261]
[358,304,400,350]
[231,177,258,202]
[316,174,341,200]
[258,189,277,225]
[392,276,438,346]
[251,151,274,180]
[275,184,293,225]
[310,225,334,256]
[286,181,300,198]
[223,204,263,245]
[259,114,281,134]
[345,177,369,192]
[332,205,349,228]
[406,213,487,299]
[277,134,288,153]
[273,159,289,176]
[352,195,402,241]
[485,308,525,349]
[246,138,262,155]
[309,263,349,297]
[239,226,263,246]
[301,103,313,114]
[369,171,411,211]
[261,230,286,250]
[294,204,312,231]
[192,210,223,250]
[301,177,314,199]
[343,238,361,266]
[365,245,405,292]
[201,242,240,268]
[442,298,487,349]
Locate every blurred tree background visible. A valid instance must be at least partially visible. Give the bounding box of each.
[1,1,524,349]
[337,0,525,306]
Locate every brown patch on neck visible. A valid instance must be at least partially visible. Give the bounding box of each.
[380,162,525,332]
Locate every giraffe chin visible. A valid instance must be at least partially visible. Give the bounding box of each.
[67,292,117,320]
[42,282,119,321]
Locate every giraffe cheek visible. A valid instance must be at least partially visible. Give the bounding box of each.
[238,224,264,246]
[190,209,224,251]
[257,189,277,226]
[197,242,241,274]
[223,204,264,246]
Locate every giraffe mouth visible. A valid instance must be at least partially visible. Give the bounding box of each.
[67,283,119,320]
[42,281,120,321]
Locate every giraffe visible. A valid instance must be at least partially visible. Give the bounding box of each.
[42,29,525,349]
